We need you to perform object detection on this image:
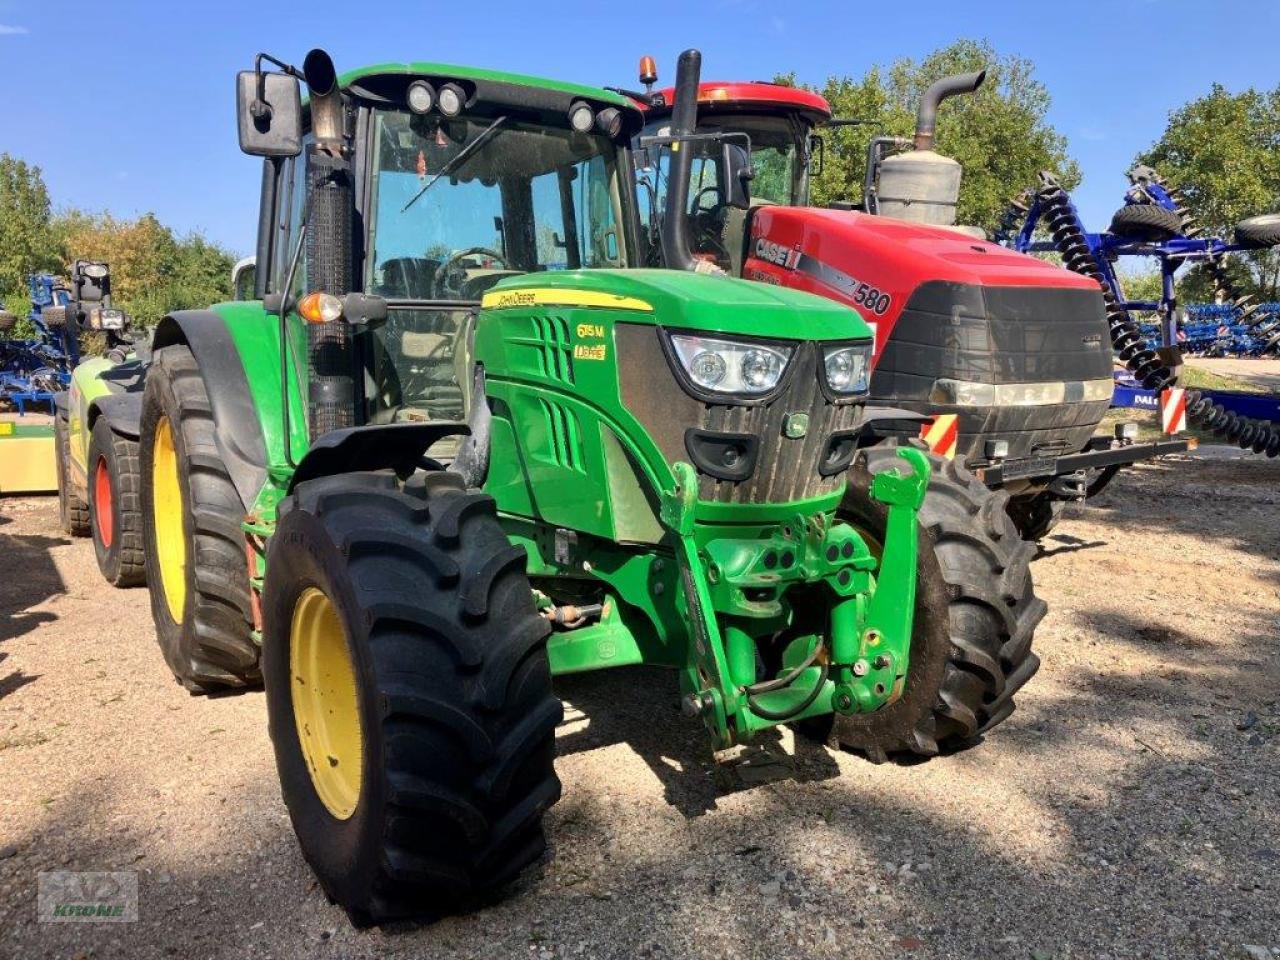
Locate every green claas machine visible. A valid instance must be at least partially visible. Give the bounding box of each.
[133,48,1042,924]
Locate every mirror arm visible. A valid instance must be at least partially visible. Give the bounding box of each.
[252,52,303,122]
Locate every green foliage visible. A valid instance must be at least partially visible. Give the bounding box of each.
[0,154,58,296]
[778,39,1080,230]
[0,151,238,333]
[1138,83,1280,300]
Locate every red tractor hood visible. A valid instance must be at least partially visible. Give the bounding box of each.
[744,206,1100,356]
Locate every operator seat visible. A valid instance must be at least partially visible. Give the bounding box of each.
[375,257,439,300]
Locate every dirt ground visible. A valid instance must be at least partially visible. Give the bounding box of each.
[1,448,1278,960]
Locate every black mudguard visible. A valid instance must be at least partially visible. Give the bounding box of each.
[94,392,143,440]
[288,422,470,492]
[152,312,269,510]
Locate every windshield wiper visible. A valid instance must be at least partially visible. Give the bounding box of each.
[401,115,508,214]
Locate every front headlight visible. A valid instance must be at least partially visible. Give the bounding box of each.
[822,342,873,395]
[669,333,793,397]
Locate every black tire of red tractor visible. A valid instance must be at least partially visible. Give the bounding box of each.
[139,344,259,692]
[1005,492,1067,542]
[1108,204,1183,242]
[88,417,146,587]
[55,412,90,537]
[798,445,1046,761]
[261,470,562,926]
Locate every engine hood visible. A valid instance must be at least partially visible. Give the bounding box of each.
[481,267,874,342]
[747,206,1099,289]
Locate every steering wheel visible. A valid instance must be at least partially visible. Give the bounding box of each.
[432,246,510,300]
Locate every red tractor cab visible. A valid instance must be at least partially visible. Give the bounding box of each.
[630,53,1187,540]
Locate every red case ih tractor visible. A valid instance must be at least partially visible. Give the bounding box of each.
[628,53,1188,540]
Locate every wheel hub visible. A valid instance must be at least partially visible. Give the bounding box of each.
[94,455,114,548]
[151,416,187,623]
[289,587,364,820]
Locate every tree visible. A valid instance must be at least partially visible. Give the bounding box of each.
[55,210,235,325]
[779,39,1080,230]
[1138,83,1280,301]
[0,154,57,312]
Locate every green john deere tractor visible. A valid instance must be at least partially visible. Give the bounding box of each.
[134,49,1042,924]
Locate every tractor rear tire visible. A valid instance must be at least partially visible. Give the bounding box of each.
[55,411,90,537]
[261,470,561,926]
[1108,204,1182,242]
[1005,492,1067,542]
[139,344,259,692]
[800,445,1045,761]
[88,417,146,587]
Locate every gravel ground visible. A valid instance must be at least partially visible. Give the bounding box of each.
[1,449,1278,960]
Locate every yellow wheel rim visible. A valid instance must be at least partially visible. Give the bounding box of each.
[151,416,188,623]
[289,587,364,820]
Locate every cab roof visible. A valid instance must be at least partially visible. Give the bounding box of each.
[340,62,637,111]
[648,81,832,124]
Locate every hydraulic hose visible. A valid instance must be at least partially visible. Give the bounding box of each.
[746,661,830,722]
[1034,178,1280,457]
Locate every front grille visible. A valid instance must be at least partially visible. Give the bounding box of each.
[699,342,860,503]
[616,326,861,506]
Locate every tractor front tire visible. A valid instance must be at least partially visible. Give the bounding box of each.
[139,344,259,692]
[802,445,1045,761]
[261,471,561,926]
[55,412,90,537]
[88,417,145,587]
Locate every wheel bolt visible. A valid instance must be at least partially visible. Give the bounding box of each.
[852,659,869,676]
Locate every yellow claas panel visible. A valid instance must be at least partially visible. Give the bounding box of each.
[0,424,57,494]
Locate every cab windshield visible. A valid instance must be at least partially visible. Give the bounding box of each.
[639,112,804,213]
[360,108,631,428]
[367,111,630,302]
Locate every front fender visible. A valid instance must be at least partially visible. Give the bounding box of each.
[287,422,470,492]
[153,312,268,509]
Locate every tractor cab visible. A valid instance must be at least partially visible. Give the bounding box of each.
[635,79,828,273]
[240,54,642,432]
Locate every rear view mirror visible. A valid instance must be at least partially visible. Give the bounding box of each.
[236,70,302,157]
[721,143,753,210]
[231,257,257,301]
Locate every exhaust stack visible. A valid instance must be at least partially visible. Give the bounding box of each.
[301,48,357,438]
[303,48,343,149]
[913,70,985,151]
[873,68,986,227]
[661,49,702,273]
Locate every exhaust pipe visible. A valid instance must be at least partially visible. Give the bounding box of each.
[913,69,985,150]
[661,48,702,273]
[301,48,357,438]
[303,48,343,148]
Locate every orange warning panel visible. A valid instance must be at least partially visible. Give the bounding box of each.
[919,414,958,459]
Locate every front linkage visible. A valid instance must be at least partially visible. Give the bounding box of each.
[661,449,929,747]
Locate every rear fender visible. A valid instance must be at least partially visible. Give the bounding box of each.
[152,312,268,509]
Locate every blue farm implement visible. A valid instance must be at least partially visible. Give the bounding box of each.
[0,273,79,414]
[997,166,1280,457]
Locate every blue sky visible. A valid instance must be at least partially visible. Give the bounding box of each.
[2,0,1276,256]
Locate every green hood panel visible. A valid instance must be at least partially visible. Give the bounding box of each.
[483,269,873,342]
